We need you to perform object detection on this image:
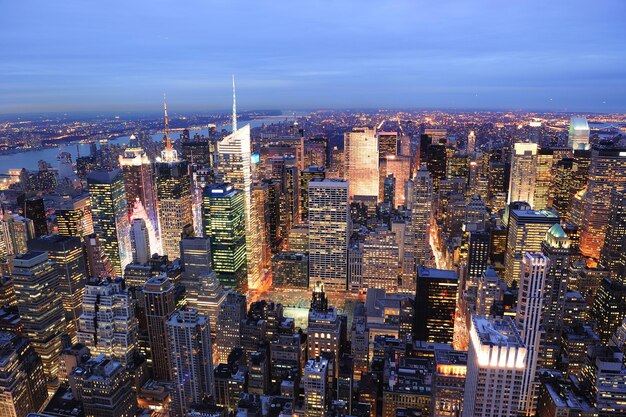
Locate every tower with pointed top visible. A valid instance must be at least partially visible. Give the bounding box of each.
[156,98,193,259]
[216,77,265,290]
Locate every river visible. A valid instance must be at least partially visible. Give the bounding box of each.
[0,114,302,173]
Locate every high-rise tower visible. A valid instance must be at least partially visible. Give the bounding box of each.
[568,117,590,151]
[508,142,538,207]
[87,169,131,276]
[143,274,176,381]
[344,127,379,201]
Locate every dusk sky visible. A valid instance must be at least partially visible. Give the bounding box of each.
[1,0,626,114]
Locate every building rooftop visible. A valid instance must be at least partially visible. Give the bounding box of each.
[417,266,458,281]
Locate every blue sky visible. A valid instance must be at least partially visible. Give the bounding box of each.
[1,0,625,114]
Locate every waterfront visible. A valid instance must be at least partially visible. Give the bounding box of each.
[0,115,299,172]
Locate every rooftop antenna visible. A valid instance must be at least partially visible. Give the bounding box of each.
[163,94,172,152]
[232,75,237,133]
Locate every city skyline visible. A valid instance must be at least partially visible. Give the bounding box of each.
[2,0,626,114]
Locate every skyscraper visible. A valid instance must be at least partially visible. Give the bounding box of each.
[361,228,399,292]
[601,188,626,278]
[414,266,458,344]
[166,308,214,417]
[344,127,379,201]
[308,178,350,291]
[129,218,151,264]
[507,142,538,207]
[516,253,549,415]
[202,184,247,291]
[568,117,590,150]
[217,81,264,290]
[27,234,87,340]
[70,354,137,417]
[462,316,527,417]
[78,278,138,367]
[0,332,48,417]
[87,169,131,277]
[307,282,343,363]
[300,166,326,222]
[179,234,212,305]
[143,274,175,381]
[504,208,559,285]
[215,292,247,363]
[118,144,159,238]
[304,357,329,417]
[467,130,476,154]
[580,145,626,260]
[55,193,93,238]
[11,251,66,384]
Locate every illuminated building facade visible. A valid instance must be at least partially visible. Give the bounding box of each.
[143,274,175,381]
[166,308,214,417]
[361,228,399,292]
[304,357,329,417]
[308,178,350,290]
[504,208,559,285]
[344,127,379,201]
[380,155,411,208]
[78,278,138,367]
[202,184,247,291]
[568,117,590,150]
[300,166,325,222]
[377,131,398,157]
[87,169,131,277]
[55,193,93,238]
[215,292,247,363]
[27,235,87,341]
[508,142,538,207]
[580,146,626,260]
[516,253,549,415]
[462,316,527,417]
[11,251,66,384]
[414,266,458,344]
[601,188,626,278]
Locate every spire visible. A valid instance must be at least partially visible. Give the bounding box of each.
[232,75,237,133]
[163,94,171,151]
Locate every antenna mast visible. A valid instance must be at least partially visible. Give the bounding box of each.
[163,94,172,151]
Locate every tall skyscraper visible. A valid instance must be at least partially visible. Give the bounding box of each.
[129,217,151,264]
[601,188,626,277]
[55,193,93,238]
[179,234,212,305]
[300,166,326,222]
[11,251,66,384]
[215,292,247,363]
[78,278,138,367]
[580,145,626,260]
[516,253,549,415]
[202,184,247,291]
[303,357,329,417]
[568,117,590,150]
[379,155,411,208]
[166,308,214,417]
[307,282,343,363]
[0,332,48,417]
[507,142,538,207]
[217,80,264,290]
[27,235,87,340]
[467,130,476,154]
[17,195,47,237]
[70,354,137,417]
[143,274,175,381]
[462,316,527,417]
[308,178,350,291]
[377,131,398,157]
[540,224,572,368]
[344,127,379,201]
[118,144,159,238]
[87,169,131,277]
[414,266,458,344]
[403,165,434,287]
[361,228,399,292]
[504,208,559,285]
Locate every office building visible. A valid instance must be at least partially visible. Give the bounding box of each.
[580,145,626,260]
[129,218,151,264]
[304,357,329,417]
[179,235,212,305]
[202,184,247,291]
[55,193,93,238]
[568,117,590,150]
[307,282,343,365]
[27,235,87,340]
[414,266,458,344]
[0,332,48,417]
[308,179,350,291]
[143,274,175,381]
[87,169,131,276]
[17,196,47,237]
[504,208,559,285]
[70,354,137,417]
[78,277,138,367]
[475,266,502,316]
[434,348,467,417]
[507,142,538,207]
[590,277,626,344]
[272,251,308,288]
[380,155,411,208]
[11,251,66,384]
[516,253,549,415]
[361,228,399,292]
[166,308,214,417]
[462,316,527,417]
[344,127,379,201]
[300,166,326,222]
[215,292,247,363]
[118,145,159,235]
[600,188,626,278]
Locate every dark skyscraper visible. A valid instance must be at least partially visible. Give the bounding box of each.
[414,266,458,344]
